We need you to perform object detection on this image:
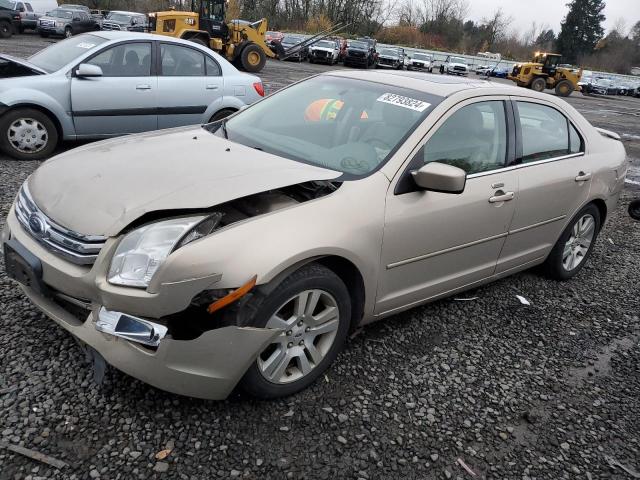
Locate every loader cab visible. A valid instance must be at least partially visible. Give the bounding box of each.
[533,52,561,76]
[193,0,228,38]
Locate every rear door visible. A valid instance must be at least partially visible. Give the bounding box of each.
[71,41,157,136]
[156,43,224,129]
[496,98,593,273]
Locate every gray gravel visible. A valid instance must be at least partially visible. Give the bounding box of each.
[1,32,640,480]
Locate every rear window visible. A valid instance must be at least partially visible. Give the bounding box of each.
[28,34,107,72]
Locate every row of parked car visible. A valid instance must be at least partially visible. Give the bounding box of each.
[0,0,147,38]
[579,74,640,97]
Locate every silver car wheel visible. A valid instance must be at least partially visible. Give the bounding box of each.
[258,289,340,384]
[562,214,595,271]
[7,118,49,154]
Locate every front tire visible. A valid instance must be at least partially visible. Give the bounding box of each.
[542,204,600,280]
[0,108,58,161]
[240,263,351,399]
[64,26,73,38]
[0,20,12,38]
[555,79,574,97]
[240,43,266,73]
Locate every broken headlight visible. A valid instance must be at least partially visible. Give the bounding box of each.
[108,214,223,288]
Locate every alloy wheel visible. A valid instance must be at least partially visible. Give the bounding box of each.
[7,118,48,154]
[258,289,340,384]
[562,214,595,271]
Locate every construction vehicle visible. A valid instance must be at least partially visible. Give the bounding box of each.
[148,0,346,73]
[508,52,582,97]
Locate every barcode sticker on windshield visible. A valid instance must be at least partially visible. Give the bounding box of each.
[76,43,96,49]
[377,93,430,112]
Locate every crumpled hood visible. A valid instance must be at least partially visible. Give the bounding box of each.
[28,126,340,236]
[0,54,47,77]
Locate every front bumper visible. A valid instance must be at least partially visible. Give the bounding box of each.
[345,55,368,66]
[3,207,281,400]
[37,25,65,35]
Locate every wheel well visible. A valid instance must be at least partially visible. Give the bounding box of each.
[181,31,209,44]
[3,104,62,141]
[209,108,237,123]
[316,256,366,330]
[591,199,607,226]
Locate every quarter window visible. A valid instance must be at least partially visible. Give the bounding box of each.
[161,44,205,76]
[87,42,152,77]
[517,102,571,162]
[569,123,584,154]
[205,55,221,76]
[418,100,507,175]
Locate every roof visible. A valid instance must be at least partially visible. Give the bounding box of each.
[327,70,519,97]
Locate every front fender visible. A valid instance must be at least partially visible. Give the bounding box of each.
[0,82,75,138]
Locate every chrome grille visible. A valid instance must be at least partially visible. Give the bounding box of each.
[15,184,106,265]
[39,19,55,27]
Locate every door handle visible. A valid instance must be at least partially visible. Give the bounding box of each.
[575,171,592,182]
[136,84,152,90]
[488,191,515,203]
[206,84,219,90]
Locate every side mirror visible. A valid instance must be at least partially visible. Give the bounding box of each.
[76,63,103,77]
[411,162,466,194]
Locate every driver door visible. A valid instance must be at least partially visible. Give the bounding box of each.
[376,98,518,315]
[71,41,157,137]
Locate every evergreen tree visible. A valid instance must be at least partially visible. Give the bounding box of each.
[556,0,605,63]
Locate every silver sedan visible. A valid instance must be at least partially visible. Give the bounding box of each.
[0,31,264,160]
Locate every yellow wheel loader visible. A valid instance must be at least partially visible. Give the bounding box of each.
[148,0,347,73]
[507,52,582,97]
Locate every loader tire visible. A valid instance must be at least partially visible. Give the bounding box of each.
[531,77,546,92]
[240,44,266,73]
[555,80,574,97]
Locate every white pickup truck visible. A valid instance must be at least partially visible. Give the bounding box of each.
[440,55,469,76]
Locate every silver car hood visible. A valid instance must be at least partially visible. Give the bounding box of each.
[0,54,48,76]
[28,126,340,236]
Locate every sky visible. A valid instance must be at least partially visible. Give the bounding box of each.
[466,0,639,35]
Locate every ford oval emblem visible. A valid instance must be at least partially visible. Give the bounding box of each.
[28,213,46,238]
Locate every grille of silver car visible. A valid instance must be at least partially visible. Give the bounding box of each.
[14,185,106,265]
[39,19,55,27]
[101,22,121,30]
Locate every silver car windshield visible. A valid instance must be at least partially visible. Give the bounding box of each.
[414,54,430,60]
[450,57,465,64]
[28,34,108,72]
[106,13,134,22]
[215,76,442,177]
[315,40,335,48]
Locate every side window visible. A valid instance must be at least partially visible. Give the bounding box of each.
[87,43,152,77]
[161,44,205,76]
[420,100,507,175]
[16,2,23,9]
[25,2,33,11]
[569,123,584,154]
[205,55,221,76]
[162,19,176,32]
[517,102,569,162]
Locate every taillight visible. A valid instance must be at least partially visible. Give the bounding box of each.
[253,82,265,97]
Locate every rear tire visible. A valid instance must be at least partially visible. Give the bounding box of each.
[531,77,546,92]
[239,263,351,399]
[0,20,12,38]
[187,36,208,47]
[542,204,600,280]
[240,43,266,73]
[555,79,574,97]
[0,108,58,161]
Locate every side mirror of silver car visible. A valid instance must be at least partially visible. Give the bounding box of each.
[411,162,466,194]
[76,63,103,78]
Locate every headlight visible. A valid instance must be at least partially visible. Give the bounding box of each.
[108,214,222,288]
[56,21,64,27]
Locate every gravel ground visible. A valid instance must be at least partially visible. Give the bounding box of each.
[1,33,640,480]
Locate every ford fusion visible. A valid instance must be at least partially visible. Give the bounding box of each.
[3,71,627,399]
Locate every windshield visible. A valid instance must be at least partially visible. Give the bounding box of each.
[380,49,397,56]
[28,34,107,72]
[211,76,441,177]
[450,57,465,64]
[46,8,75,18]
[106,13,133,22]
[282,35,303,44]
[315,40,334,48]
[348,41,366,49]
[414,53,430,60]
[0,0,14,9]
